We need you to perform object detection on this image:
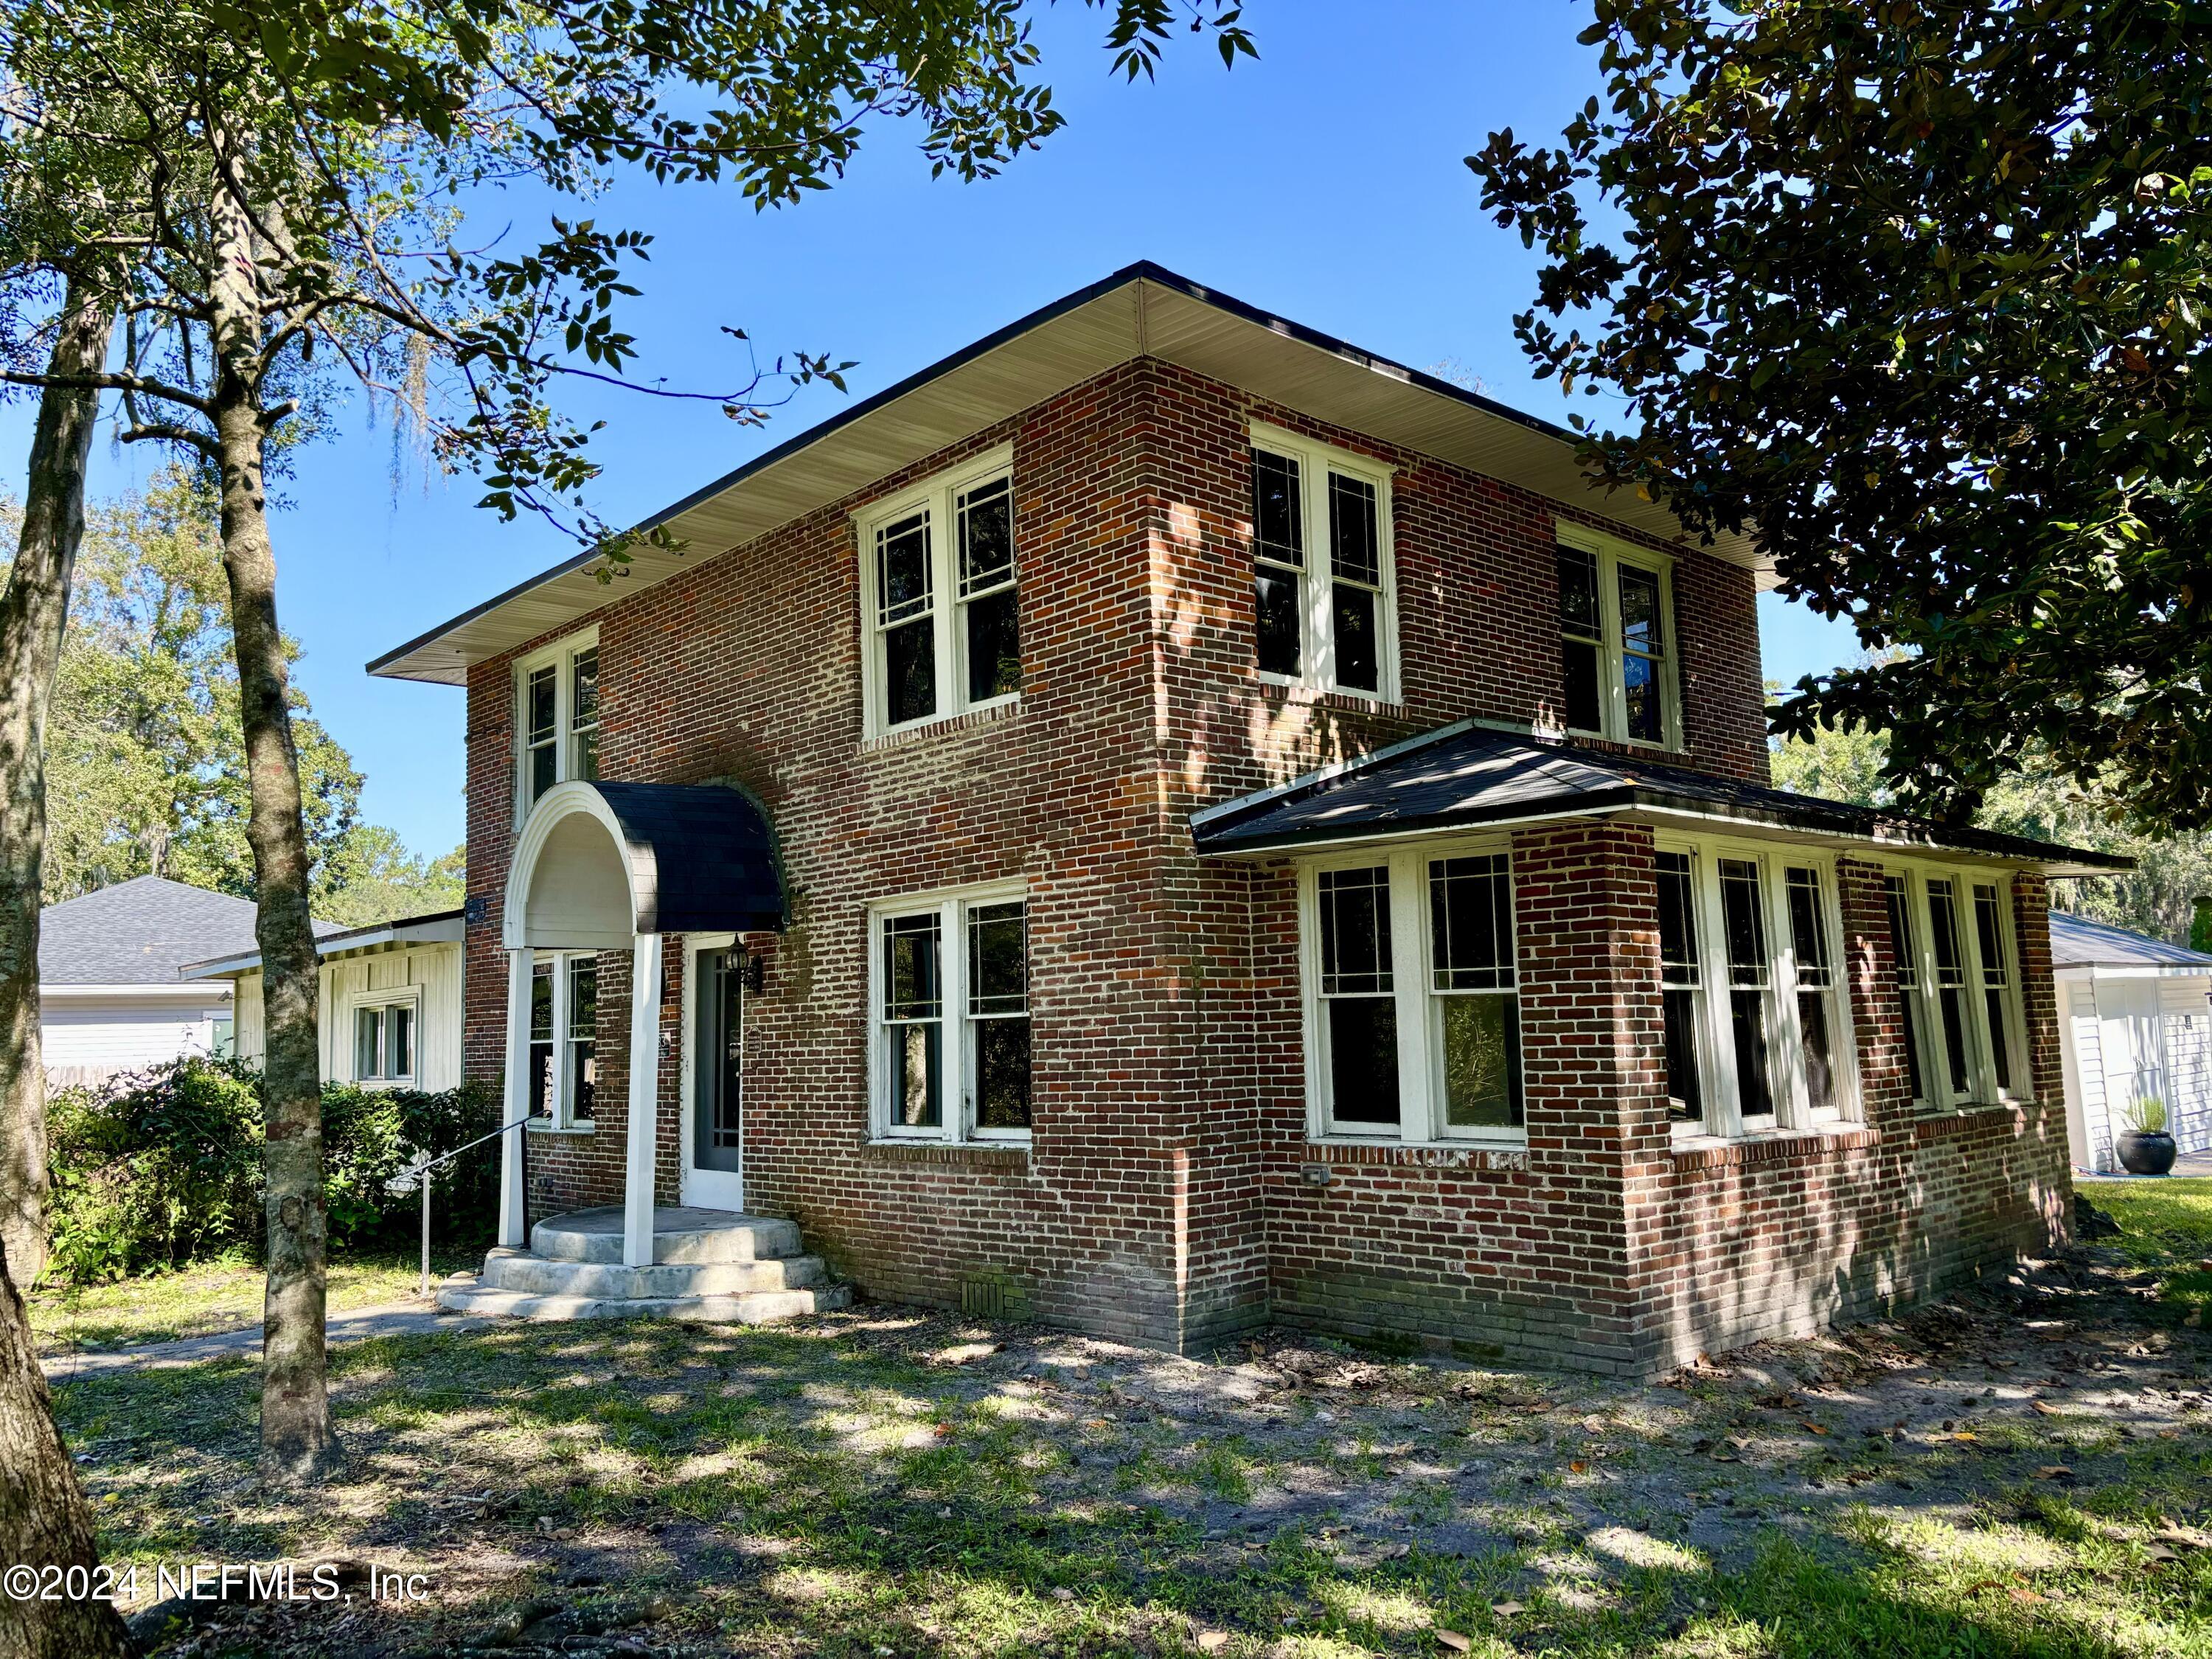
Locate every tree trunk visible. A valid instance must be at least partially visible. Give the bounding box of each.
[0,1251,132,1658]
[208,174,341,1484]
[0,277,113,1287]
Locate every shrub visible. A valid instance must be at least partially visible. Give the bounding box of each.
[44,1058,500,1284]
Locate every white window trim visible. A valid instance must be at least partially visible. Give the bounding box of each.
[1250,420,1400,703]
[348,987,422,1088]
[1885,862,2031,1111]
[854,445,1018,740]
[1656,834,1863,1141]
[865,877,1030,1144]
[1296,838,1526,1148]
[513,625,600,825]
[526,949,599,1131]
[1554,522,1682,750]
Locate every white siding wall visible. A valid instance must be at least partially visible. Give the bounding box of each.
[230,941,464,1091]
[2161,978,2212,1157]
[2063,972,2212,1170]
[2063,983,2108,1172]
[41,993,231,1083]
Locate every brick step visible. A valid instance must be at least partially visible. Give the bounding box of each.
[529,1205,803,1266]
[480,1247,828,1299]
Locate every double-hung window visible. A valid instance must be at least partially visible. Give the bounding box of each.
[1555,526,1678,746]
[857,449,1019,737]
[872,883,1030,1141]
[1249,423,1397,699]
[1654,842,1858,1135]
[1885,867,2026,1109]
[529,953,598,1127]
[1304,846,1523,1142]
[515,630,599,820]
[352,995,418,1086]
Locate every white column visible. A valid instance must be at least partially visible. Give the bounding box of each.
[498,948,534,1249]
[624,933,664,1267]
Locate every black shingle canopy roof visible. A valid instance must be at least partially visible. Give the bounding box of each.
[1189,723,2130,874]
[594,782,787,935]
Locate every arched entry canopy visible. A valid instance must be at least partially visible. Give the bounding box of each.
[496,780,783,1269]
[504,779,785,950]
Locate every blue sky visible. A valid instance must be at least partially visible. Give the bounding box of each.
[11,0,1854,859]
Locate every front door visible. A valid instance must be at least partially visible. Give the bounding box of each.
[684,943,745,1210]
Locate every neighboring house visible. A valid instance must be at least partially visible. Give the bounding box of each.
[2051,911,2212,1172]
[38,875,264,1085]
[371,263,2123,1373]
[184,909,466,1092]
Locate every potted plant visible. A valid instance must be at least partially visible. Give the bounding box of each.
[2115,1096,2178,1177]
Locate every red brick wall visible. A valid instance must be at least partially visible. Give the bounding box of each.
[456,352,2062,1368]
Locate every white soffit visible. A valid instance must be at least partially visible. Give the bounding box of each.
[370,265,1767,686]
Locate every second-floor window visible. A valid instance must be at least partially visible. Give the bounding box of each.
[516,630,599,819]
[856,448,1019,737]
[1556,527,1677,747]
[1249,422,1397,700]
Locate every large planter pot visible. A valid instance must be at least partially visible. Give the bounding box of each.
[2116,1130,2178,1177]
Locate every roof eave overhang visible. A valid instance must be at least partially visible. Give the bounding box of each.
[181,909,466,978]
[369,263,1769,686]
[1194,786,2131,876]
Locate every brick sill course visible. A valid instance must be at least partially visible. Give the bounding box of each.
[858,698,1020,755]
[1913,1102,2029,1142]
[1669,1124,1879,1172]
[1304,1139,1528,1171]
[526,1123,596,1137]
[858,1139,1030,1169]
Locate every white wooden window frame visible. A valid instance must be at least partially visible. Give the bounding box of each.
[1249,421,1400,703]
[512,625,601,825]
[1883,863,2030,1110]
[865,877,1029,1144]
[1554,522,1683,750]
[348,987,422,1088]
[854,446,1018,740]
[527,949,599,1131]
[1655,834,1862,1140]
[1296,838,1525,1147]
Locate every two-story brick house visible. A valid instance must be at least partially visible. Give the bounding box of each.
[375,265,2119,1374]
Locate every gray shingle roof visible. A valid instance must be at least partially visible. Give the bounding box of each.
[1189,723,2130,873]
[39,875,339,984]
[2049,910,2212,972]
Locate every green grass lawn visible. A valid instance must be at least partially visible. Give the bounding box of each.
[42,1192,2212,1658]
[29,1246,482,1353]
[2092,1176,2212,1312]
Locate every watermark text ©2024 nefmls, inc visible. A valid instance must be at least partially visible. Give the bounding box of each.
[4,1561,431,1604]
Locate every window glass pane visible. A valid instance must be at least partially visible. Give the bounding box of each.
[1800,992,1836,1113]
[1441,995,1521,1128]
[1663,988,1703,1123]
[1621,651,1662,742]
[964,587,1020,703]
[1884,877,1927,1100]
[1656,852,1700,984]
[694,950,741,1161]
[1557,546,1600,633]
[572,726,599,783]
[1731,990,1775,1117]
[1255,569,1301,675]
[1430,855,1514,990]
[1253,451,1303,567]
[526,665,557,746]
[1656,852,1703,1124]
[1326,999,1399,1124]
[1976,887,2012,1091]
[529,962,554,1040]
[531,742,557,804]
[1719,860,1770,987]
[1327,473,1380,585]
[884,616,936,726]
[1938,988,1973,1096]
[958,476,1014,594]
[974,1018,1031,1130]
[567,959,597,1037]
[1331,583,1379,692]
[1927,880,1975,1095]
[897,1023,942,1127]
[968,902,1027,1015]
[876,511,931,624]
[570,648,598,730]
[1562,638,1603,733]
[1786,869,1833,988]
[1618,564,1662,654]
[389,1004,414,1079]
[883,914,942,1020]
[355,1007,380,1079]
[1318,867,1393,995]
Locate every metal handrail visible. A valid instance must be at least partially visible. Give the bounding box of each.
[405,1114,549,1299]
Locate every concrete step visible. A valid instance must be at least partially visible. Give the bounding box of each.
[481,1248,827,1298]
[436,1281,851,1324]
[530,1206,803,1266]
